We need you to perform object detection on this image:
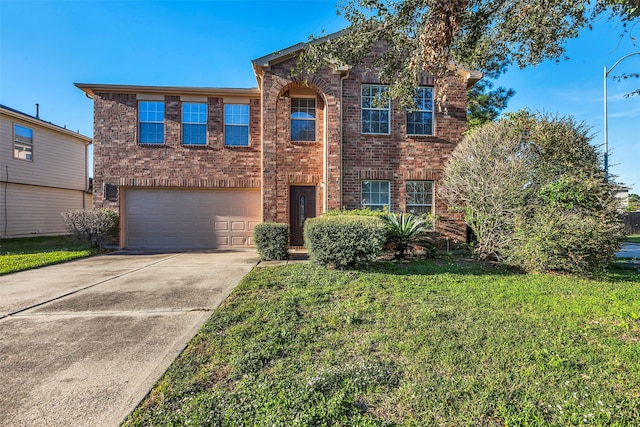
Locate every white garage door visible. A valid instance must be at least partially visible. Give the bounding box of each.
[124,189,261,250]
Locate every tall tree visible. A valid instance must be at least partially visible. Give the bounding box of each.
[298,0,637,106]
[467,80,515,129]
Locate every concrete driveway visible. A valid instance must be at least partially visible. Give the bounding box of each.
[617,242,640,259]
[0,250,258,427]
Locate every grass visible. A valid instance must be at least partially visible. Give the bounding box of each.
[123,260,640,426]
[0,235,93,275]
[627,234,640,244]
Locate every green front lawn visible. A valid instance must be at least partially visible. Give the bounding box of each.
[0,235,92,275]
[124,261,640,426]
[627,234,640,244]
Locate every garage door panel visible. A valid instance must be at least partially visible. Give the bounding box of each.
[125,189,260,250]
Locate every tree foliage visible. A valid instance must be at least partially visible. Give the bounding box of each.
[467,80,515,129]
[443,112,625,274]
[627,193,640,211]
[297,0,637,106]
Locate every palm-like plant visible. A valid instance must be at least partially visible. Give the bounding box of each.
[384,213,434,259]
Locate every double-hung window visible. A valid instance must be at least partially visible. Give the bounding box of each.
[291,98,316,141]
[224,104,249,146]
[406,181,434,215]
[407,87,434,136]
[362,180,390,211]
[139,101,164,144]
[362,84,390,134]
[182,102,207,145]
[13,124,33,161]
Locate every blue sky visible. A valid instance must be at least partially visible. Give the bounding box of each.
[1,0,638,192]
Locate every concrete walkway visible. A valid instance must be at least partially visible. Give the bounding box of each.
[0,250,258,427]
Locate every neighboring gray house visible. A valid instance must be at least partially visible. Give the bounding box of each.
[0,104,92,238]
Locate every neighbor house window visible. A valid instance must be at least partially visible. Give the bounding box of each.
[224,104,249,146]
[406,180,434,215]
[13,124,33,160]
[362,84,390,134]
[362,180,390,211]
[182,102,207,145]
[291,97,316,141]
[139,101,164,144]
[407,87,434,135]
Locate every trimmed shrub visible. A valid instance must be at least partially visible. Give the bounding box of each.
[254,223,289,260]
[304,215,386,269]
[61,208,119,248]
[323,207,389,218]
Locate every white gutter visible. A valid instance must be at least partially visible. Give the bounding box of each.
[339,70,350,209]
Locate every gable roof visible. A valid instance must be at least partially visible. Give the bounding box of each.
[0,104,92,144]
[251,29,482,87]
[252,30,347,70]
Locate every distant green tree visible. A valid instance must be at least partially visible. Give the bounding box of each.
[467,80,515,129]
[627,193,640,211]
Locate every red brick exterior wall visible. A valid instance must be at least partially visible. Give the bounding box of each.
[339,67,468,244]
[259,58,343,224]
[92,93,261,209]
[258,54,468,244]
[91,46,468,246]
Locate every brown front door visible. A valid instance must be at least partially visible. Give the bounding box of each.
[290,186,316,246]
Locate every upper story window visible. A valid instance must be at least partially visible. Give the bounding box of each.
[139,101,164,144]
[406,180,434,215]
[182,102,207,145]
[407,87,434,136]
[362,180,390,211]
[13,124,33,161]
[291,97,316,141]
[224,104,249,146]
[362,84,390,134]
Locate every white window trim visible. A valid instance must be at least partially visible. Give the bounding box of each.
[406,87,435,136]
[181,102,208,146]
[290,97,316,142]
[138,101,165,145]
[406,180,434,215]
[361,84,391,135]
[361,180,391,211]
[224,103,250,147]
[13,123,34,161]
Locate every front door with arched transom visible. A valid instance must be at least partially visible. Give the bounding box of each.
[289,186,316,246]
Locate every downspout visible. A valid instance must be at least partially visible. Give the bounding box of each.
[323,94,328,213]
[83,143,88,209]
[4,166,8,236]
[339,70,350,210]
[255,70,265,221]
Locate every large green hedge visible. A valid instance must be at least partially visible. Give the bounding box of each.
[254,223,289,261]
[304,215,386,268]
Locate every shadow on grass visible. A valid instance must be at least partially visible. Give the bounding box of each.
[332,256,640,284]
[0,235,90,255]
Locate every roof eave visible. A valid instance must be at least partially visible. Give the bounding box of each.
[74,83,260,98]
[0,106,92,144]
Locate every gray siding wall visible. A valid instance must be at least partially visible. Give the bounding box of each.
[0,183,88,237]
[0,113,88,191]
[1,111,91,238]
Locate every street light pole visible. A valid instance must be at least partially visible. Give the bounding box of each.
[603,51,640,181]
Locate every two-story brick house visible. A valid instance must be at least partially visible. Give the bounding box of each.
[76,34,480,250]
